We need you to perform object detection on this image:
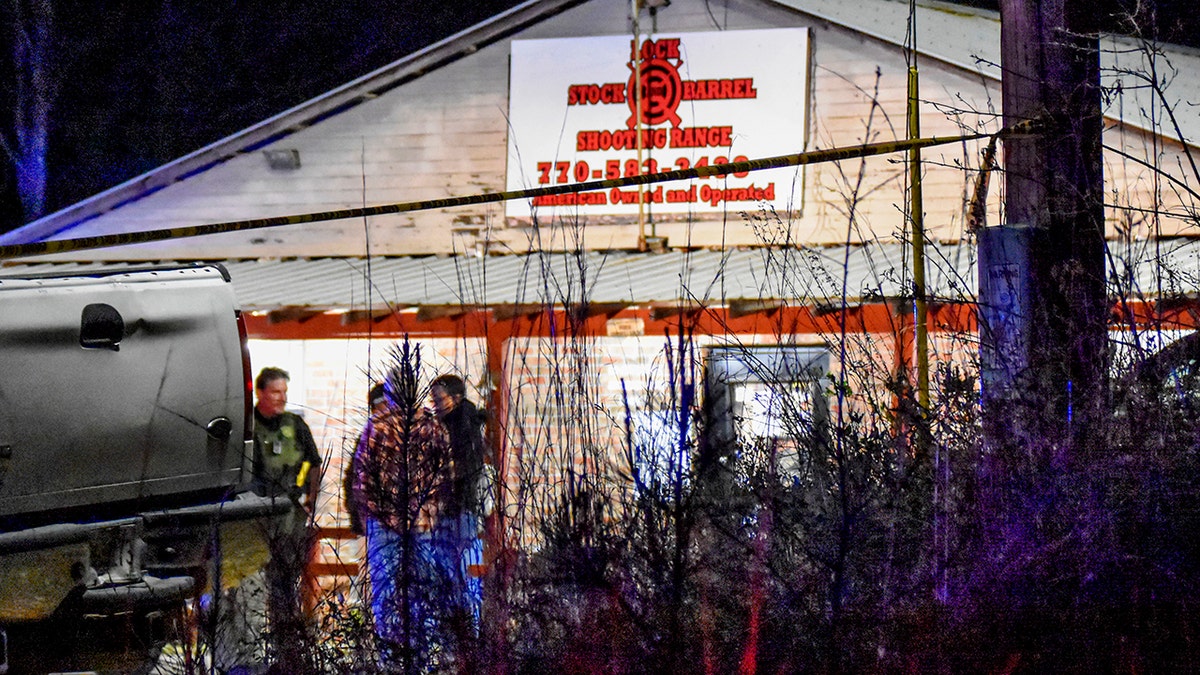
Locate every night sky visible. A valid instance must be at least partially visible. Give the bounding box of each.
[1,1,525,230]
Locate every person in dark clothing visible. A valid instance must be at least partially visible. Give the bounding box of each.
[250,366,322,674]
[429,374,490,518]
[345,382,389,535]
[428,374,491,627]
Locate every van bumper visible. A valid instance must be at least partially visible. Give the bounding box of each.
[0,492,290,623]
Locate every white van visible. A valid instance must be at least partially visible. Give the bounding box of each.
[0,264,284,672]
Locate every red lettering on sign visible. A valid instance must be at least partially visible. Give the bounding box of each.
[568,83,628,105]
[631,38,681,62]
[669,126,734,148]
[576,128,669,151]
[678,78,757,101]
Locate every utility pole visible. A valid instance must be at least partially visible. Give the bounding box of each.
[980,0,1107,538]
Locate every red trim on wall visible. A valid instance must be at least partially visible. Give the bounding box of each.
[241,302,985,341]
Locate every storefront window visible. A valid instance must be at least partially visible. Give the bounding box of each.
[705,345,830,474]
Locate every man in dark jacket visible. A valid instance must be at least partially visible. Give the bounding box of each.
[428,374,491,630]
[429,374,490,518]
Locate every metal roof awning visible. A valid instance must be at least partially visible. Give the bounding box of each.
[0,245,976,313]
[3,238,1196,319]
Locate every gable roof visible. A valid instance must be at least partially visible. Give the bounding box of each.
[3,0,1196,252]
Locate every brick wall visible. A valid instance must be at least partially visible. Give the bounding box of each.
[251,327,965,558]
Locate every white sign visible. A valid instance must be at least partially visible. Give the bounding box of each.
[505,28,810,220]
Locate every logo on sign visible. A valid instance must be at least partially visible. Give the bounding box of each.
[628,38,684,128]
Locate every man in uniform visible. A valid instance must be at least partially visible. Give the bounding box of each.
[253,367,322,501]
[251,366,322,674]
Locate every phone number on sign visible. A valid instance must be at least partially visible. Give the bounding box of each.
[535,156,750,185]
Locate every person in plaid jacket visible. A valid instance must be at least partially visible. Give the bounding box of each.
[351,360,478,670]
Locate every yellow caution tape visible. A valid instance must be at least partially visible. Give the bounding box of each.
[0,124,1035,261]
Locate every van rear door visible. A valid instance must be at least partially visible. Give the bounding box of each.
[0,264,250,522]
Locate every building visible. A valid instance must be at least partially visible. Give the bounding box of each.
[2,0,1197,560]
